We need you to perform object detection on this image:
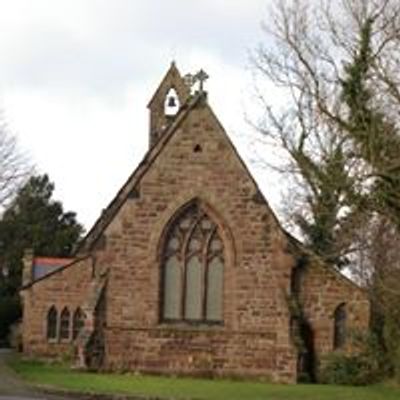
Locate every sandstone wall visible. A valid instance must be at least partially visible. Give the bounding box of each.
[92,101,300,382]
[21,257,93,357]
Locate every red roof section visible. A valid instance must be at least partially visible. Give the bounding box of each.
[33,257,74,267]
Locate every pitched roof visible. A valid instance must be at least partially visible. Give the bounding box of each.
[21,255,90,290]
[78,92,205,252]
[32,257,74,280]
[78,88,282,253]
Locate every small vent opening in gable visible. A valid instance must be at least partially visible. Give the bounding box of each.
[193,144,202,153]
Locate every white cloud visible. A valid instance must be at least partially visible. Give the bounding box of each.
[0,0,287,230]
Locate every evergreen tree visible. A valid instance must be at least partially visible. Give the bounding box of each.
[0,174,83,341]
[341,17,400,230]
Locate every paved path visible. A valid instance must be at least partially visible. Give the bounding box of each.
[0,348,37,398]
[0,349,66,400]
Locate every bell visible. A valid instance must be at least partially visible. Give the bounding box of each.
[167,95,177,107]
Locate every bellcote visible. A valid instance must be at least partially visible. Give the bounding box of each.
[147,62,190,148]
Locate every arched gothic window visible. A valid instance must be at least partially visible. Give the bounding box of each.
[162,203,224,323]
[333,303,347,349]
[47,306,58,340]
[60,307,71,340]
[72,307,85,340]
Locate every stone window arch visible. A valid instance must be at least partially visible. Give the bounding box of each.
[161,202,224,323]
[333,303,347,350]
[72,307,85,340]
[47,306,58,340]
[60,307,71,340]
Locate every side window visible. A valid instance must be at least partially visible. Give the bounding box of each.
[73,307,85,340]
[60,307,71,340]
[47,306,58,340]
[333,303,347,350]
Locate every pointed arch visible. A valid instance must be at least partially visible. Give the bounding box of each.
[333,303,347,350]
[164,87,180,116]
[47,306,58,340]
[73,307,85,340]
[160,201,225,323]
[60,307,71,340]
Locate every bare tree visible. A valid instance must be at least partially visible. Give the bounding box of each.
[0,116,30,209]
[251,0,400,266]
[252,0,400,379]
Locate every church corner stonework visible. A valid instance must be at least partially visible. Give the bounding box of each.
[20,64,370,384]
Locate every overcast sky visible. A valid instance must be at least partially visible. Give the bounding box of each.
[0,0,285,230]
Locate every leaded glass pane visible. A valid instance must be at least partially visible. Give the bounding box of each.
[210,238,223,252]
[180,218,192,230]
[184,256,203,320]
[189,238,201,251]
[201,219,213,230]
[167,237,180,251]
[206,257,224,321]
[163,256,181,320]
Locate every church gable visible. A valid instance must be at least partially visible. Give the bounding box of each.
[99,89,294,335]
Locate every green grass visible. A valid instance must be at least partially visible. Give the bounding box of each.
[9,357,400,400]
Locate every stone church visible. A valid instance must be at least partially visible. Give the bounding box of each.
[20,63,369,383]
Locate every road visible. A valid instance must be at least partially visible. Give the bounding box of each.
[0,348,50,400]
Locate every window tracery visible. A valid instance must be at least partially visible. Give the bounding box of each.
[162,203,224,323]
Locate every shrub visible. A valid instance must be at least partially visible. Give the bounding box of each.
[319,333,387,385]
[319,353,370,385]
[0,295,21,345]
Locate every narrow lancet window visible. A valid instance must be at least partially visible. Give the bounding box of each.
[60,307,71,340]
[73,307,85,340]
[47,306,58,340]
[333,303,347,349]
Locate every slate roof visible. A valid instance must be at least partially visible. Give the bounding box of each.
[32,257,74,280]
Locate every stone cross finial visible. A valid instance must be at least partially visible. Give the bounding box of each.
[184,69,209,93]
[194,69,209,92]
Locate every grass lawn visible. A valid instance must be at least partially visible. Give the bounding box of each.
[9,357,400,400]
